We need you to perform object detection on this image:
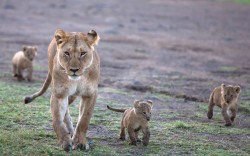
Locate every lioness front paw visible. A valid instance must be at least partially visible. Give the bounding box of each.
[129,141,137,146]
[137,139,142,142]
[61,141,72,152]
[225,122,232,126]
[73,143,90,150]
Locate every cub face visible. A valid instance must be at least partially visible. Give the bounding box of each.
[134,100,153,121]
[54,29,100,80]
[23,46,37,61]
[221,84,240,103]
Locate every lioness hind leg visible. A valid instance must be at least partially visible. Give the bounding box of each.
[64,108,74,137]
[68,96,77,105]
[72,94,96,150]
[51,95,72,152]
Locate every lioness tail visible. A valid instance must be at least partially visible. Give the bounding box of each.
[24,72,52,104]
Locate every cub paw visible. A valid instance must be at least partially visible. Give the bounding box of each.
[207,112,213,119]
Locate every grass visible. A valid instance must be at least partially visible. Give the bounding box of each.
[0,80,250,155]
[229,0,250,4]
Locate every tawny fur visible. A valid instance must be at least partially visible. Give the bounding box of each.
[207,84,241,126]
[12,46,37,81]
[24,29,100,152]
[107,100,153,146]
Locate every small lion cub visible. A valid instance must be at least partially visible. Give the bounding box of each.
[207,84,241,126]
[107,100,153,146]
[12,46,37,81]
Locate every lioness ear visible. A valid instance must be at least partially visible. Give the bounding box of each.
[54,29,66,45]
[87,30,100,46]
[134,100,141,108]
[147,100,153,108]
[234,85,241,94]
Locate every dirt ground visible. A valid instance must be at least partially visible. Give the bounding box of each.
[0,0,250,154]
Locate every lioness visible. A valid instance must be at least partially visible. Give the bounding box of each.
[24,29,100,151]
[12,46,37,81]
[207,84,241,126]
[107,100,153,146]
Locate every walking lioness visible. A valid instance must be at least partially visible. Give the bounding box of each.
[24,29,100,151]
[107,100,153,146]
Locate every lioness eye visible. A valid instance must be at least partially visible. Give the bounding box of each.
[80,51,87,57]
[64,52,70,56]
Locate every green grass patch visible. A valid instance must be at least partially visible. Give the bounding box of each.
[229,0,250,4]
[218,66,237,72]
[0,81,250,155]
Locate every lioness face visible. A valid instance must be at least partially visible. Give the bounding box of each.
[134,100,153,121]
[221,84,240,103]
[55,29,100,80]
[23,46,37,61]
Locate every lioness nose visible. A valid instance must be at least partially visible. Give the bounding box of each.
[70,68,79,73]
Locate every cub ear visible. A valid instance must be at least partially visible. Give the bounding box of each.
[221,83,226,90]
[87,30,100,46]
[147,100,153,108]
[33,47,37,51]
[134,100,141,108]
[23,46,27,52]
[234,85,241,94]
[221,83,226,94]
[54,29,66,45]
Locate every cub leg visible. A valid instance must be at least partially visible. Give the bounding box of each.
[230,106,238,122]
[72,94,96,150]
[135,131,141,142]
[50,95,72,152]
[128,127,137,146]
[12,64,18,77]
[64,108,74,137]
[221,104,232,126]
[27,65,33,82]
[17,68,24,81]
[142,127,150,146]
[207,97,214,119]
[119,121,126,140]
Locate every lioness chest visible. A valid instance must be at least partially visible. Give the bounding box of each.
[53,77,96,98]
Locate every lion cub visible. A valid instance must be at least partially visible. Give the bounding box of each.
[12,46,37,81]
[207,84,241,126]
[107,100,153,146]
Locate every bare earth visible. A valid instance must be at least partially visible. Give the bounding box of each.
[0,0,250,154]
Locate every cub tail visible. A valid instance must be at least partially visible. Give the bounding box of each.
[107,105,126,113]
